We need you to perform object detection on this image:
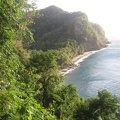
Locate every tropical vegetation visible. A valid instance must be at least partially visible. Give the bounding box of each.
[0,0,119,120]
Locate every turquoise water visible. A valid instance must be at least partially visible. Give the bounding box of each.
[65,38,120,98]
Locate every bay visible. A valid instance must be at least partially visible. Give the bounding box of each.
[65,38,120,98]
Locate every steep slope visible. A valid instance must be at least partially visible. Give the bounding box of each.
[30,5,108,52]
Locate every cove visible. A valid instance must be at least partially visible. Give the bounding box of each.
[65,38,120,98]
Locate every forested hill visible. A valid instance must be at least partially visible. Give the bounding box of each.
[30,5,109,51]
[1,1,120,119]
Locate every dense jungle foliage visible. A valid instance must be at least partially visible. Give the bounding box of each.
[29,5,109,67]
[0,1,120,120]
[30,6,108,51]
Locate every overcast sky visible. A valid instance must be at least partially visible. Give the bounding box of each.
[33,0,120,37]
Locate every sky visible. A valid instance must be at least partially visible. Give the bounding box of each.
[33,0,120,38]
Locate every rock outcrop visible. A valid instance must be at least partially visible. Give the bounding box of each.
[29,5,109,52]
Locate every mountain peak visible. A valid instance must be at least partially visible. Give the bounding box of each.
[44,5,64,11]
[40,5,65,14]
[38,5,65,19]
[30,6,108,51]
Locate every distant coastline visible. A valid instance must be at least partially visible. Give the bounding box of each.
[60,44,111,76]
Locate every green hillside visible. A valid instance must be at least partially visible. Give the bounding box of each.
[30,5,108,52]
[1,1,120,120]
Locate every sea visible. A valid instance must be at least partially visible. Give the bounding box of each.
[65,38,120,98]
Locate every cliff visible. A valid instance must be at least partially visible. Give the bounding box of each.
[29,5,108,53]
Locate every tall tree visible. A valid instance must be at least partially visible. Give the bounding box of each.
[51,84,82,120]
[0,0,56,119]
[30,50,64,107]
[74,90,120,120]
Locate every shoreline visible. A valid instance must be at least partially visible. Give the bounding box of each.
[59,51,97,75]
[60,45,110,76]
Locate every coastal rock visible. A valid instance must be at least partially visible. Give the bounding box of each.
[29,5,108,52]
